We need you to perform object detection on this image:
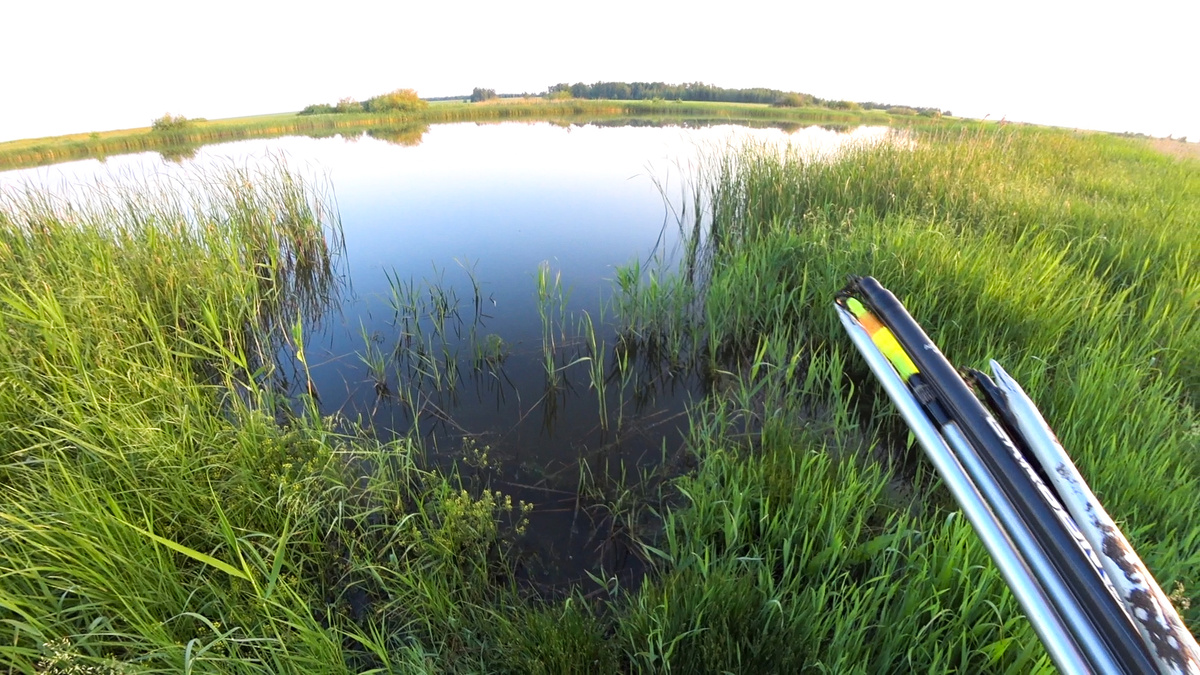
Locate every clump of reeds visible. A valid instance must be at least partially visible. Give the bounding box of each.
[536,261,570,388]
[471,332,509,372]
[0,161,540,672]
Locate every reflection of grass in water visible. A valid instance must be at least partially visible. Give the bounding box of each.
[158,143,199,162]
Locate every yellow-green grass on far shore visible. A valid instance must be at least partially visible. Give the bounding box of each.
[0,99,906,171]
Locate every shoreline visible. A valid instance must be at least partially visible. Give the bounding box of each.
[0,99,912,171]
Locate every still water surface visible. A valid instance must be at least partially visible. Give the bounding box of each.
[0,120,895,587]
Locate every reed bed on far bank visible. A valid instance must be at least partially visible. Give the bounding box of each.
[0,101,897,171]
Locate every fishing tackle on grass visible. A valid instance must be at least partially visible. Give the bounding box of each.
[835,276,1200,675]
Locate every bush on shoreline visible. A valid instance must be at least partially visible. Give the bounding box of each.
[151,113,193,131]
[300,89,427,116]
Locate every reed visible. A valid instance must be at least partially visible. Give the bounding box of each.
[578,310,609,429]
[471,332,510,372]
[358,322,390,399]
[381,266,477,419]
[535,261,568,387]
[612,257,697,374]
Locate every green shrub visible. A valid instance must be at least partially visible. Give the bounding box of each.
[470,87,497,103]
[151,113,192,132]
[772,92,810,108]
[363,88,427,113]
[299,103,335,115]
[334,97,363,114]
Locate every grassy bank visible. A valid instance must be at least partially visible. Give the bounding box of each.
[0,163,551,672]
[619,124,1199,671]
[1,125,1196,673]
[0,100,899,171]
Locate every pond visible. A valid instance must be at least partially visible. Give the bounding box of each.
[0,120,898,590]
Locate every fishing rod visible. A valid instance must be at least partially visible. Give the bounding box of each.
[837,293,1124,674]
[846,276,1155,674]
[833,276,1186,674]
[973,362,1200,675]
[834,302,1091,672]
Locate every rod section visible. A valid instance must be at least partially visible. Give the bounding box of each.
[836,304,1091,673]
[989,360,1200,675]
[851,276,1157,674]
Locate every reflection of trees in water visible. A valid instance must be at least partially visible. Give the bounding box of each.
[365,124,429,147]
[158,145,199,163]
[302,128,351,141]
[576,118,828,135]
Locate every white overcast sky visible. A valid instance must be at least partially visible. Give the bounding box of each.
[1,0,1196,143]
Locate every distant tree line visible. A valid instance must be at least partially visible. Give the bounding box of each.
[470,88,497,102]
[859,101,950,117]
[300,89,428,115]
[545,81,815,106]
[295,82,949,119]
[426,92,533,102]
[541,82,950,116]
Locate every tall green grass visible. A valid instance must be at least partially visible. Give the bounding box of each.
[0,163,552,673]
[612,123,1198,672]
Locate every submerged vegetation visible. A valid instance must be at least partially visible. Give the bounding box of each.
[0,120,1197,674]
